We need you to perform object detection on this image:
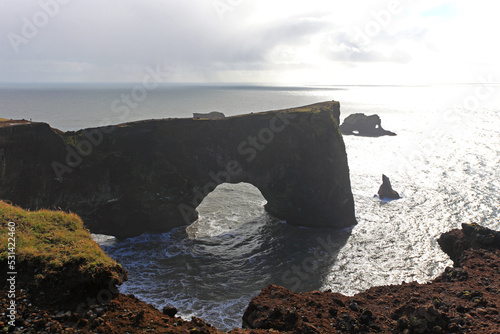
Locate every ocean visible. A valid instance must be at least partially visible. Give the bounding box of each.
[2,84,499,331]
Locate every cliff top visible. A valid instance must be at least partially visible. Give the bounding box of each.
[0,101,340,131]
[0,119,32,127]
[94,100,340,131]
[0,200,126,291]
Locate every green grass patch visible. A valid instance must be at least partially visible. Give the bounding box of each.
[0,201,123,282]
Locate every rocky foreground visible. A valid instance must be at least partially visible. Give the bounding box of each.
[1,222,498,333]
[0,289,222,333]
[239,223,500,334]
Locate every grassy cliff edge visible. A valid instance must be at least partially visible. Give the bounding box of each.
[0,200,126,294]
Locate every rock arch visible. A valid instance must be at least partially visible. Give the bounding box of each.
[0,101,356,238]
[186,182,266,238]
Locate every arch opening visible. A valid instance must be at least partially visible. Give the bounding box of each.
[186,182,267,239]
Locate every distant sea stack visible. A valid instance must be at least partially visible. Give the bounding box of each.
[378,174,400,200]
[0,101,356,238]
[340,113,396,137]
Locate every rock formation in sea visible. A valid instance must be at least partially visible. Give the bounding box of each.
[340,113,396,137]
[377,174,401,200]
[0,101,356,238]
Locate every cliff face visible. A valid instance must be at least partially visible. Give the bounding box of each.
[0,101,355,238]
[0,122,67,207]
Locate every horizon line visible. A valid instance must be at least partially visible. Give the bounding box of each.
[0,81,499,87]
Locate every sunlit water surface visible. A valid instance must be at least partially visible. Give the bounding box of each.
[3,84,499,331]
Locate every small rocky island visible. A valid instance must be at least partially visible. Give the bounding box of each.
[340,113,396,137]
[378,174,401,200]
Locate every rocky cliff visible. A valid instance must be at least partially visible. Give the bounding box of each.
[0,101,355,238]
[241,224,500,333]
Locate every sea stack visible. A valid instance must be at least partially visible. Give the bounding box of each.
[378,174,400,200]
[340,113,396,137]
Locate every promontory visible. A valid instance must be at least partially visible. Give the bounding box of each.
[0,101,355,238]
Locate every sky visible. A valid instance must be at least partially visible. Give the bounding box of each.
[1,0,499,85]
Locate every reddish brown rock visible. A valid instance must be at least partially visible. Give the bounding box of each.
[242,224,500,333]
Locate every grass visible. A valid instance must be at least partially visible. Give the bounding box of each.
[0,201,123,282]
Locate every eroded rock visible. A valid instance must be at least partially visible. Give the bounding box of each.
[438,223,500,266]
[378,174,401,200]
[0,101,355,238]
[340,113,396,137]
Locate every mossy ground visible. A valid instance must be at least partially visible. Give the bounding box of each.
[0,201,124,287]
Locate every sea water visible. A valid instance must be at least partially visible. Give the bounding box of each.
[2,84,499,331]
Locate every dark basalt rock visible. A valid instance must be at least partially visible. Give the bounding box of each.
[340,113,396,137]
[377,174,400,200]
[242,224,500,333]
[438,223,500,266]
[0,101,356,238]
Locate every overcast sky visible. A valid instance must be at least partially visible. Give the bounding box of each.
[1,0,499,85]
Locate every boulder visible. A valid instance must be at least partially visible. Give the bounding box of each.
[377,174,400,200]
[340,113,396,137]
[438,223,500,265]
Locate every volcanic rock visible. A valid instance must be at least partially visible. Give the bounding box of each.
[438,222,500,265]
[340,113,396,137]
[378,174,401,200]
[0,101,355,238]
[242,224,500,333]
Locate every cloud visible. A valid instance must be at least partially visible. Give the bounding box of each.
[1,1,335,81]
[0,0,499,83]
[420,4,458,18]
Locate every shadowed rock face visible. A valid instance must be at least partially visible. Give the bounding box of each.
[0,101,356,238]
[438,223,500,265]
[340,113,396,137]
